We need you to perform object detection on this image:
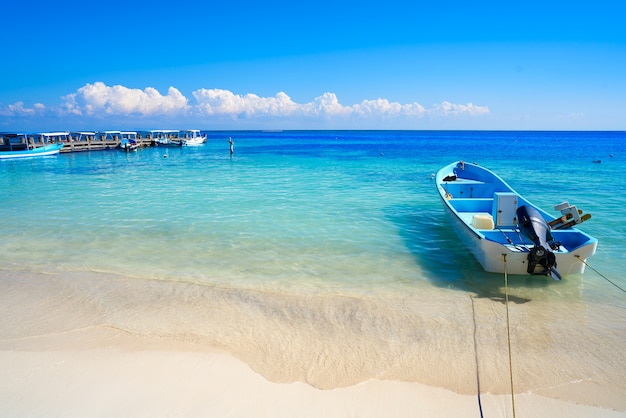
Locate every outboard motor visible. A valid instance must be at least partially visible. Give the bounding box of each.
[516,205,562,280]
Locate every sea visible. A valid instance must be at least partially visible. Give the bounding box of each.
[1,131,625,408]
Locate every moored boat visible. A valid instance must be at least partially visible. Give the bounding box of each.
[151,129,186,147]
[0,132,65,160]
[436,161,597,279]
[119,131,139,151]
[181,129,206,146]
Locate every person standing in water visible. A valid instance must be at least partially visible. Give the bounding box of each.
[229,137,234,155]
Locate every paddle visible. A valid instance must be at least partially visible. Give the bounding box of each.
[554,213,592,230]
[548,213,573,228]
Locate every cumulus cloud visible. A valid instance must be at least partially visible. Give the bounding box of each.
[193,89,299,117]
[1,101,44,116]
[352,98,426,118]
[192,90,366,120]
[62,82,189,116]
[2,82,489,129]
[191,89,482,121]
[432,101,490,116]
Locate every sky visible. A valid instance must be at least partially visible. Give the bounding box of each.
[1,0,625,131]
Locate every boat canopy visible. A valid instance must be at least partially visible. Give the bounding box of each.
[38,132,71,142]
[70,132,97,141]
[149,129,180,139]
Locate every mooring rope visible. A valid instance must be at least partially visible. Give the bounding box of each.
[503,254,517,418]
[575,255,626,293]
[470,296,485,418]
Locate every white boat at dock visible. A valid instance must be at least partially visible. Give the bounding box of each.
[181,129,206,146]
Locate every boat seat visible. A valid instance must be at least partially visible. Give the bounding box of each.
[449,198,493,213]
[471,214,495,230]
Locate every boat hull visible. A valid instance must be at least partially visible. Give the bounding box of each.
[185,137,205,146]
[441,202,596,275]
[155,139,186,147]
[436,161,597,277]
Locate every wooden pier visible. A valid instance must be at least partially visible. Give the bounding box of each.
[1,132,160,153]
[58,134,156,153]
[1,130,206,153]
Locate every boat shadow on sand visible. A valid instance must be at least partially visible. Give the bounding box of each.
[385,203,567,304]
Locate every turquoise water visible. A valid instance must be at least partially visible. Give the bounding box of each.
[1,131,625,405]
[2,131,624,293]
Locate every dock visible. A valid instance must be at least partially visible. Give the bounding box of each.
[1,131,188,153]
[58,134,156,153]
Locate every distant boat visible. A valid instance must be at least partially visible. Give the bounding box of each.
[436,161,597,279]
[182,129,206,146]
[151,129,186,147]
[0,133,65,160]
[119,139,139,152]
[119,131,139,152]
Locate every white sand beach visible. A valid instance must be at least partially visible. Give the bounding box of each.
[1,269,624,418]
[0,327,624,418]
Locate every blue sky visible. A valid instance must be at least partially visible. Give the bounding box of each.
[1,0,624,131]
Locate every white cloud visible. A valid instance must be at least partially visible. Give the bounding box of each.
[2,83,489,130]
[432,101,490,116]
[352,98,426,118]
[303,92,352,117]
[191,90,483,121]
[192,90,362,119]
[193,89,299,117]
[3,101,42,116]
[62,82,189,116]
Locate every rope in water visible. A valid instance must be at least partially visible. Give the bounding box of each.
[575,255,626,293]
[502,254,517,418]
[496,255,621,418]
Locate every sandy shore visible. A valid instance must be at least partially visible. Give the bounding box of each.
[0,327,623,418]
[1,268,625,417]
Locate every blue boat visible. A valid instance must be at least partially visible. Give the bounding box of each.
[0,133,65,160]
[436,161,597,279]
[119,131,140,152]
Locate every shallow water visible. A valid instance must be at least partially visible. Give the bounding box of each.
[1,131,625,408]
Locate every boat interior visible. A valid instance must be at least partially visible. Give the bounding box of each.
[439,178,593,252]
